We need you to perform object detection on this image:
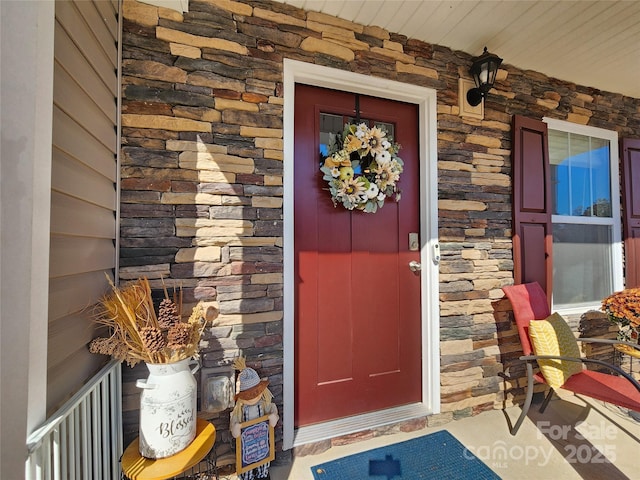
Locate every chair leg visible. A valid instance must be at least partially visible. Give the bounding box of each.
[539,388,555,413]
[511,362,535,435]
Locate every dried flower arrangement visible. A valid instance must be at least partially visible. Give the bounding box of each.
[89,277,209,366]
[601,287,640,344]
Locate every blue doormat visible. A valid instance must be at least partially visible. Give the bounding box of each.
[310,430,501,480]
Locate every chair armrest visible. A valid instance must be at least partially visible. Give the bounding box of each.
[520,354,640,393]
[576,338,640,351]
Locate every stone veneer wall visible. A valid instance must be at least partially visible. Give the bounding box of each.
[120,0,640,465]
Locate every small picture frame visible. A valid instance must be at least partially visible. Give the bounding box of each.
[200,366,234,413]
[235,415,275,474]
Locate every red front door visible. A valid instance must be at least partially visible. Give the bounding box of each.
[294,84,422,427]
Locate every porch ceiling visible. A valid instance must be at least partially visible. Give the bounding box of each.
[274,0,640,99]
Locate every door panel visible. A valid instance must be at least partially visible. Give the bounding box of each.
[294,84,421,426]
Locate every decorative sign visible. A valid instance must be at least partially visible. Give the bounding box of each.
[235,415,275,474]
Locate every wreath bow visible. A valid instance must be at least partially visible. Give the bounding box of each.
[320,122,403,213]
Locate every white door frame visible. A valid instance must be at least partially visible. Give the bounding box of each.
[282,59,440,450]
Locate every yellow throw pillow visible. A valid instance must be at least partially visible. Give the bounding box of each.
[528,312,583,389]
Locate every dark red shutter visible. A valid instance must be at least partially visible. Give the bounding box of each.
[511,115,553,299]
[621,138,640,288]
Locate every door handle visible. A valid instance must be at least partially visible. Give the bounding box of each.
[409,261,422,274]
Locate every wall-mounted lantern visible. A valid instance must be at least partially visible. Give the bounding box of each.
[466,47,503,106]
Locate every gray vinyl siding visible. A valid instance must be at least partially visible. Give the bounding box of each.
[48,0,119,414]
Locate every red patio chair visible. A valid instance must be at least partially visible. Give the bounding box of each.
[502,282,640,434]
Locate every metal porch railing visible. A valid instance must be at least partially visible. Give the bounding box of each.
[25,360,123,480]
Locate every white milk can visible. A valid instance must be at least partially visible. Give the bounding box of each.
[136,357,200,458]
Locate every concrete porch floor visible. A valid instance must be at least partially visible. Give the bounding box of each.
[267,392,640,480]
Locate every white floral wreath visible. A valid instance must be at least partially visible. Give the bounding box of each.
[320,122,403,213]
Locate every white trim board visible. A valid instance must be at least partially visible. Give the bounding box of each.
[294,403,432,447]
[282,59,440,450]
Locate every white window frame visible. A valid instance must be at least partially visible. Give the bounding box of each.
[544,117,624,315]
[282,59,440,449]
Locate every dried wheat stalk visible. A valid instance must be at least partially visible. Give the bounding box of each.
[89,276,208,366]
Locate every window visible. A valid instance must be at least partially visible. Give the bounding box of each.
[545,118,623,311]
